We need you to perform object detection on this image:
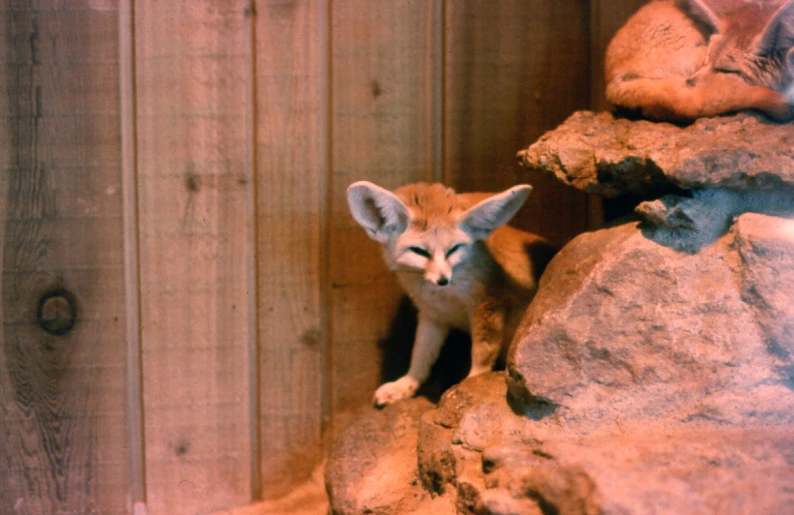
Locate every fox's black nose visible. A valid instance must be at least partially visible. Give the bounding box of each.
[436,277,449,286]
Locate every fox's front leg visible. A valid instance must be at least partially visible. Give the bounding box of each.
[373,315,449,407]
[468,300,506,377]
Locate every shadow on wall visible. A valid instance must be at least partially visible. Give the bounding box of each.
[378,296,472,404]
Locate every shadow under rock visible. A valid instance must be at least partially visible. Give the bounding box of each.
[505,372,561,421]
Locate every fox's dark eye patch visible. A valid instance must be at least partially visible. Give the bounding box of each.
[445,244,464,257]
[408,246,431,258]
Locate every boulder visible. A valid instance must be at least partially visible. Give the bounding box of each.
[327,111,794,515]
[517,111,794,197]
[507,213,794,428]
[383,366,794,515]
[477,425,794,515]
[327,213,794,515]
[325,396,455,515]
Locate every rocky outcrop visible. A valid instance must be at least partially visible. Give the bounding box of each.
[517,111,794,197]
[324,396,450,515]
[327,112,794,515]
[507,213,794,428]
[329,367,794,514]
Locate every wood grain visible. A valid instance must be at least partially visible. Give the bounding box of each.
[135,1,252,512]
[119,0,146,509]
[445,0,593,248]
[588,0,648,228]
[590,0,649,111]
[329,0,439,433]
[255,0,328,498]
[0,1,130,513]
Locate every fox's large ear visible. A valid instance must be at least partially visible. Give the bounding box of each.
[459,185,532,240]
[677,0,722,34]
[754,0,794,57]
[346,181,410,243]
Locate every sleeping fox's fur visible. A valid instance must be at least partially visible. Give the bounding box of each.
[346,181,555,406]
[606,0,794,122]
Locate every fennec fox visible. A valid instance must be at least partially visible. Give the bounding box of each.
[605,0,794,122]
[346,181,554,406]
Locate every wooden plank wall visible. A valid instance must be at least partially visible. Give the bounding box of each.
[256,0,327,499]
[445,0,593,248]
[134,1,252,513]
[0,1,130,513]
[329,0,440,432]
[590,0,650,111]
[0,0,647,513]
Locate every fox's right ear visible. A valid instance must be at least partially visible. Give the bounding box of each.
[346,181,410,243]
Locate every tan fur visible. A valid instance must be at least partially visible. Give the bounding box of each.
[605,0,794,122]
[346,181,555,406]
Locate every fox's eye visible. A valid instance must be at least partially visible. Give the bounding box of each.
[408,246,431,258]
[445,244,464,257]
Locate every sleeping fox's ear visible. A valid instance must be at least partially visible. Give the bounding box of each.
[753,0,794,58]
[459,184,532,240]
[347,181,410,243]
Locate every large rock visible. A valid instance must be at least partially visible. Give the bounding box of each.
[507,213,794,428]
[328,110,794,515]
[517,111,794,197]
[325,396,456,515]
[341,369,794,515]
[327,213,794,515]
[477,425,794,515]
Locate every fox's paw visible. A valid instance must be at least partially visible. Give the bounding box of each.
[373,376,419,407]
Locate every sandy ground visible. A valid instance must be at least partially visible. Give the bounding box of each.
[212,465,328,515]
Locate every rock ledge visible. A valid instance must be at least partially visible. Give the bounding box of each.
[517,111,794,197]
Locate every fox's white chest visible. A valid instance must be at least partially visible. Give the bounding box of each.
[396,272,475,331]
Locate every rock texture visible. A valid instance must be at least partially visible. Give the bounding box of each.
[517,111,794,197]
[325,396,456,515]
[507,213,794,426]
[330,368,794,515]
[327,213,794,515]
[327,113,794,515]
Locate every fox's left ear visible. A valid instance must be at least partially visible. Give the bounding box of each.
[754,0,794,60]
[459,184,532,240]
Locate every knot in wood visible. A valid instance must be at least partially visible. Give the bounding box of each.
[37,289,77,336]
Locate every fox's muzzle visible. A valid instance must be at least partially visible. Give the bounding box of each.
[425,255,452,286]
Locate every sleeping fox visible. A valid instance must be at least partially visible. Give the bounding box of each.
[346,181,555,406]
[605,0,794,122]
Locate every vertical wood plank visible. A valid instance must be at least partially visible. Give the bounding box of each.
[589,0,648,227]
[255,0,328,498]
[244,0,261,502]
[329,0,438,431]
[590,0,649,111]
[135,1,252,512]
[0,1,130,513]
[119,0,145,509]
[445,0,593,248]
